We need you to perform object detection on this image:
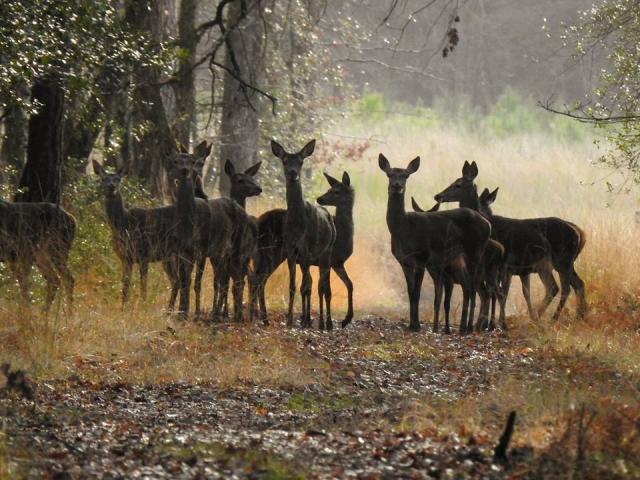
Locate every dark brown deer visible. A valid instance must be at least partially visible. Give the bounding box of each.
[0,199,75,313]
[93,148,209,316]
[215,159,262,320]
[250,208,287,325]
[434,161,587,323]
[316,171,355,329]
[378,154,490,333]
[411,198,506,330]
[271,139,336,328]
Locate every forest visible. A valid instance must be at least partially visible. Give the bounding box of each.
[1,0,640,478]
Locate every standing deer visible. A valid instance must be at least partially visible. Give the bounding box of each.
[378,154,490,333]
[93,147,209,316]
[271,139,336,328]
[250,208,287,325]
[216,159,262,320]
[434,161,587,323]
[0,200,75,313]
[316,171,355,329]
[411,198,506,330]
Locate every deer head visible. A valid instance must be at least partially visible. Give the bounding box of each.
[317,171,353,207]
[225,160,263,198]
[271,139,316,183]
[434,160,478,203]
[92,160,124,198]
[478,187,499,216]
[378,154,420,195]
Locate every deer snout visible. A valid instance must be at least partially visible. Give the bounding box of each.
[434,193,443,202]
[286,170,299,181]
[389,182,404,194]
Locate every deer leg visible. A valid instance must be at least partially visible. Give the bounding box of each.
[177,256,193,319]
[317,268,326,331]
[193,256,205,317]
[410,267,425,332]
[432,275,443,334]
[443,280,453,334]
[498,272,511,329]
[163,259,178,313]
[520,274,538,321]
[476,281,491,332]
[460,281,471,335]
[300,265,313,328]
[139,261,149,302]
[34,254,59,315]
[536,263,559,318]
[323,268,333,331]
[56,259,74,315]
[569,266,587,318]
[258,275,269,325]
[333,265,354,328]
[552,271,571,321]
[286,257,297,328]
[231,267,245,323]
[122,260,133,308]
[10,258,32,305]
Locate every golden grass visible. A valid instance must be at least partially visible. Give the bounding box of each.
[1,122,639,389]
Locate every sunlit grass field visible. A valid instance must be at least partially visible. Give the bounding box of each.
[1,94,639,385]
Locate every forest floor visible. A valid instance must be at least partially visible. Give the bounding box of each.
[1,313,639,479]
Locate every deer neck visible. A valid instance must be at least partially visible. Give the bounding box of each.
[458,185,480,212]
[334,199,354,234]
[285,178,305,216]
[176,176,196,225]
[230,187,247,210]
[386,192,407,234]
[105,193,129,232]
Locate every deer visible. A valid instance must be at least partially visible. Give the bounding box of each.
[250,208,287,325]
[434,161,587,324]
[0,199,75,313]
[271,139,336,328]
[378,154,491,333]
[316,171,355,329]
[214,159,262,320]
[93,146,210,316]
[411,198,506,330]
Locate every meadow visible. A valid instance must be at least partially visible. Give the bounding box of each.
[1,94,639,478]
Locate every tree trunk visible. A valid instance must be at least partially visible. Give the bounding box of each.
[15,77,65,204]
[126,0,177,197]
[0,84,28,187]
[173,0,197,148]
[218,1,265,195]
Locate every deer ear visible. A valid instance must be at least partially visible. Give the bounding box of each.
[224,160,235,177]
[300,139,316,159]
[467,161,479,180]
[244,161,262,177]
[428,202,441,212]
[323,172,340,188]
[271,139,286,159]
[378,154,391,173]
[411,197,424,213]
[341,171,350,186]
[406,156,420,174]
[489,187,499,203]
[92,160,107,178]
[463,160,478,180]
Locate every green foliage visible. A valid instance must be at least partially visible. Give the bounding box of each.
[483,88,543,136]
[0,0,159,113]
[565,0,640,181]
[345,90,590,142]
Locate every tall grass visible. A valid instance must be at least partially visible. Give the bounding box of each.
[1,91,638,382]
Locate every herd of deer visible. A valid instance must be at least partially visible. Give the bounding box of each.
[0,139,586,335]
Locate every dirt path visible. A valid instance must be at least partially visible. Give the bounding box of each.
[1,315,631,479]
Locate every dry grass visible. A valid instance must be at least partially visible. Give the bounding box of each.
[1,122,639,392]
